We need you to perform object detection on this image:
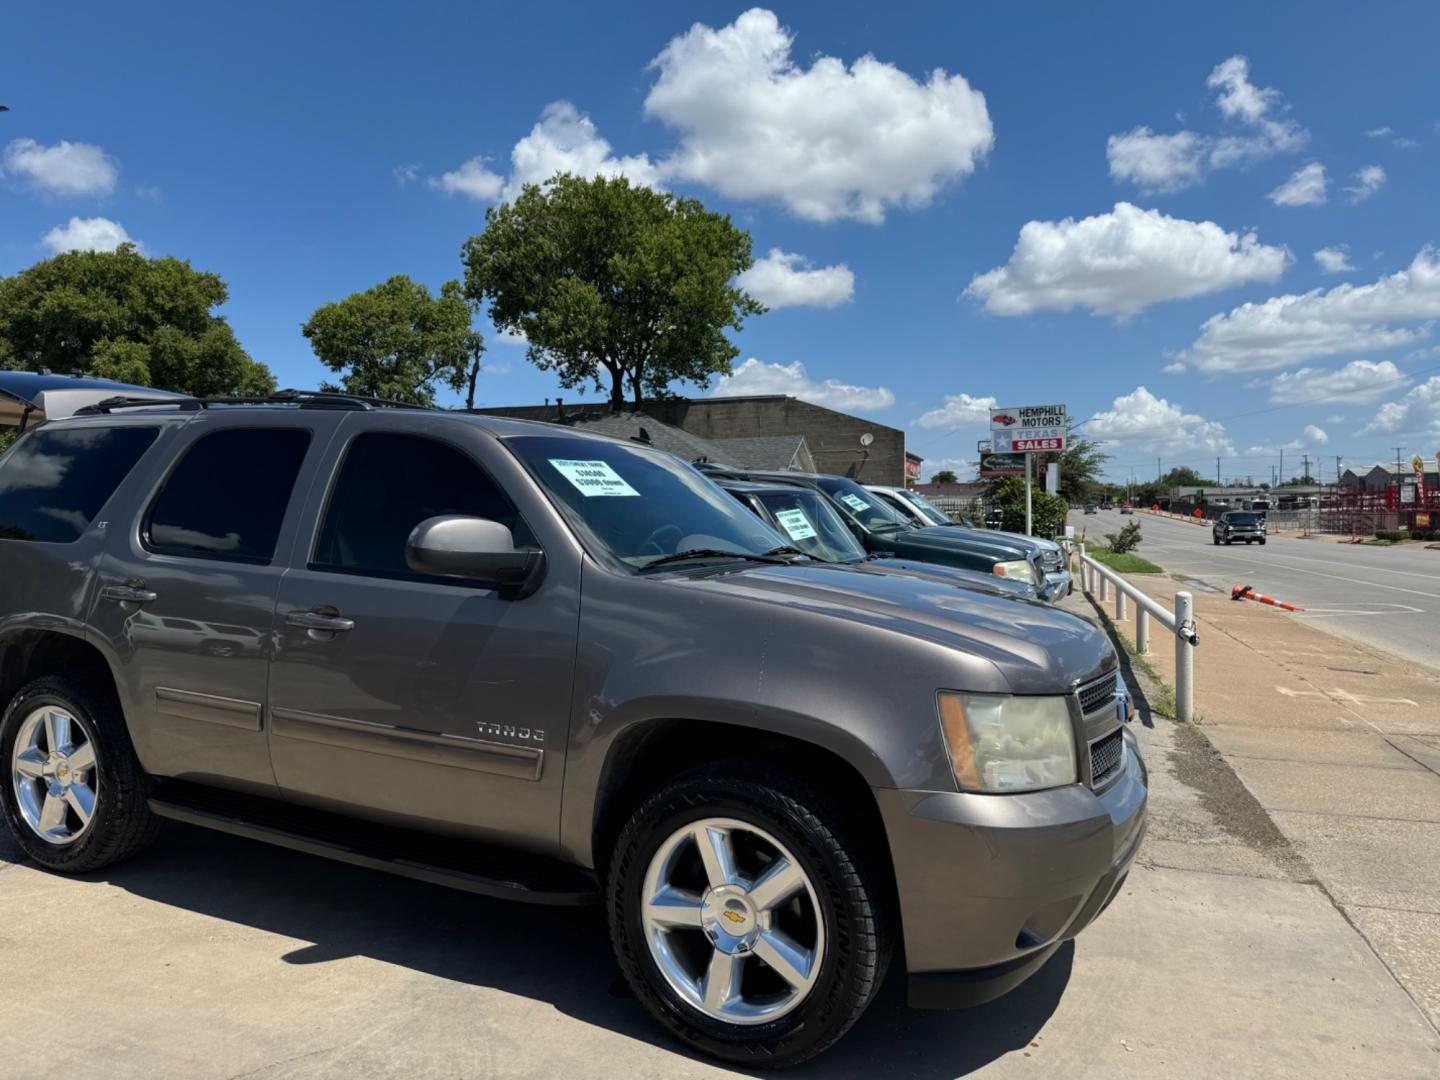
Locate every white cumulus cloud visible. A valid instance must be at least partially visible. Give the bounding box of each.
[1106,128,1207,192]
[1313,246,1354,273]
[966,202,1287,319]
[1184,248,1440,373]
[1344,164,1386,203]
[1087,386,1233,455]
[430,157,504,200]
[2,137,118,196]
[40,216,138,254]
[1363,377,1440,436]
[1106,55,1306,192]
[1269,162,1327,207]
[1268,359,1406,404]
[1303,424,1329,445]
[736,249,854,309]
[644,8,993,223]
[503,101,660,201]
[711,358,894,411]
[431,101,658,203]
[914,393,998,430]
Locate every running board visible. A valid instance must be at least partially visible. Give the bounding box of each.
[147,787,596,907]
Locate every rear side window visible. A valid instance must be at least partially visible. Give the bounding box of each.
[0,426,158,543]
[147,428,311,563]
[312,432,526,580]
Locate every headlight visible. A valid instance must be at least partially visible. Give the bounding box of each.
[937,692,1077,793]
[992,559,1033,582]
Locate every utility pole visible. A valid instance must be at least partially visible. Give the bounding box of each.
[1302,453,1311,486]
[1336,456,1344,490]
[1279,449,1284,487]
[1216,457,1221,486]
[1157,457,1161,482]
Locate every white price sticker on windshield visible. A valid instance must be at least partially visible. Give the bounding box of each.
[548,459,640,497]
[773,508,817,541]
[839,492,870,512]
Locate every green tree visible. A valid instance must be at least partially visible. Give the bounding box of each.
[0,243,273,396]
[1161,466,1207,488]
[931,469,958,484]
[993,476,1068,538]
[462,173,764,409]
[302,276,477,407]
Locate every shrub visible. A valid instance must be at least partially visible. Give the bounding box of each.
[1375,529,1406,542]
[1409,528,1438,541]
[1105,520,1143,554]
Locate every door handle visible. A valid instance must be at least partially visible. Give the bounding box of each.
[286,608,355,633]
[101,582,158,604]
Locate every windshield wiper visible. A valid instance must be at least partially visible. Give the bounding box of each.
[639,548,800,572]
[760,545,812,560]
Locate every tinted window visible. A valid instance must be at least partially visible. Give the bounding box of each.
[0,426,158,543]
[506,435,783,569]
[314,432,528,579]
[147,428,311,563]
[753,489,867,563]
[1228,513,1259,524]
[812,476,910,532]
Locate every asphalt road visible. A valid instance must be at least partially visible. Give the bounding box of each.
[1070,510,1440,672]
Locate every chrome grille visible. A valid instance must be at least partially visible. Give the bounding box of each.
[1090,728,1124,785]
[1076,674,1117,717]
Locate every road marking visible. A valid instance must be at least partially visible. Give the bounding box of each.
[1276,686,1418,707]
[1297,604,1426,618]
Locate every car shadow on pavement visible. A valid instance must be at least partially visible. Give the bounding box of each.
[18,820,1070,1077]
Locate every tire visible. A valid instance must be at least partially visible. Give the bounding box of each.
[607,764,891,1069]
[1,676,160,873]
[1259,539,1267,546]
[1212,536,1219,545]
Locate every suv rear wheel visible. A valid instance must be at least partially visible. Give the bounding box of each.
[2,676,160,872]
[607,765,890,1068]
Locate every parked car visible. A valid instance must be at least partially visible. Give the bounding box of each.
[0,375,1146,1068]
[720,479,1039,601]
[866,485,1072,597]
[702,467,1060,600]
[1213,511,1266,546]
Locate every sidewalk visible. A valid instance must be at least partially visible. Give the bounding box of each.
[1086,568,1440,1032]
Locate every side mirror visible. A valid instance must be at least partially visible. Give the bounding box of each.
[405,516,542,585]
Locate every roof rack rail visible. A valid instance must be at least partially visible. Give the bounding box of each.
[74,388,431,416]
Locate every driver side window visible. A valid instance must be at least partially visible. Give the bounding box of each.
[312,432,532,580]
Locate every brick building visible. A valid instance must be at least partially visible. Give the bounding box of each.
[480,395,907,484]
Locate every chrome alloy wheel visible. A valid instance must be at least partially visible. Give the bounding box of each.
[640,817,825,1025]
[10,706,100,846]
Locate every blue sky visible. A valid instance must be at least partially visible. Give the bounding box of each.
[4,1,1439,482]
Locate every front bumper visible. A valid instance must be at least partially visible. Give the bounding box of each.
[875,728,1148,1010]
[1039,567,1072,600]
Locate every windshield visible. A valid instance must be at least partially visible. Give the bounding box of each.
[505,435,788,568]
[901,490,953,526]
[1228,512,1260,524]
[753,489,867,562]
[812,476,911,532]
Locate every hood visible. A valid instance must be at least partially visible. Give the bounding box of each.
[0,372,184,430]
[893,525,1031,560]
[870,558,1037,599]
[678,562,1114,694]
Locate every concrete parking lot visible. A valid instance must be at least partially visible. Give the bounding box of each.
[3,584,1439,1078]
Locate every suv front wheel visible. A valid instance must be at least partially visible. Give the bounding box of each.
[607,765,891,1068]
[2,676,160,873]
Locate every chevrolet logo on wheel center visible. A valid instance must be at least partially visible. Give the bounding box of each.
[990,404,1067,454]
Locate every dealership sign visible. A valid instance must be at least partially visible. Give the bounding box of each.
[990,404,1067,453]
[979,452,1026,478]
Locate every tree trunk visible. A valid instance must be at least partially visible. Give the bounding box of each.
[465,355,481,410]
[605,361,625,411]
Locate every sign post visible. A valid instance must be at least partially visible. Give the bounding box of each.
[991,405,1067,537]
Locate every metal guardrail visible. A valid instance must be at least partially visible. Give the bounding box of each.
[1074,543,1198,722]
